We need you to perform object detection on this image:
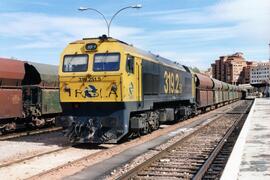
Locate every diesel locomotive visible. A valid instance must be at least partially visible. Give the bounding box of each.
[58,36,243,143]
[0,58,62,133]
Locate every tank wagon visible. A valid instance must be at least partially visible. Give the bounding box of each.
[58,36,244,143]
[0,58,62,133]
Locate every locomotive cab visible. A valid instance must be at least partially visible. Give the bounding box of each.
[59,38,141,103]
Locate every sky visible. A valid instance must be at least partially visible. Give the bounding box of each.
[0,0,269,70]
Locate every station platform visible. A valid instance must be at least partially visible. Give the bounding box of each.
[221,98,270,179]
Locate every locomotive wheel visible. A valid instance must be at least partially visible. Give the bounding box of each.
[152,113,160,130]
[147,111,160,131]
[154,119,160,130]
[33,118,46,127]
[144,122,150,134]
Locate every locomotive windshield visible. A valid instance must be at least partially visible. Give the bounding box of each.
[63,54,88,72]
[93,53,120,71]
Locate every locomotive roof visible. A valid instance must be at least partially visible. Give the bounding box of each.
[126,45,187,72]
[79,36,187,72]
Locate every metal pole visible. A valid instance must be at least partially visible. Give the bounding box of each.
[108,6,133,37]
[79,7,109,36]
[79,5,141,37]
[269,43,270,62]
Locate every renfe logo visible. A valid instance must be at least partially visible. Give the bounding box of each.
[84,85,99,98]
[129,82,134,95]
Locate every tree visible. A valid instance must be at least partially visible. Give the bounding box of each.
[190,67,201,73]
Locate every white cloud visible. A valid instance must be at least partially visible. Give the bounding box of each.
[213,0,270,40]
[151,50,225,70]
[0,12,143,49]
[155,26,237,41]
[213,0,270,21]
[143,0,270,41]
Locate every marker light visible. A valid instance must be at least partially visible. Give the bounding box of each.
[85,43,97,51]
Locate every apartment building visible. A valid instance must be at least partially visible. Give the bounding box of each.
[211,52,248,84]
[242,61,257,84]
[250,62,270,85]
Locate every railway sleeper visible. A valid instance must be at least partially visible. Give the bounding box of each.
[152,162,202,167]
[148,166,199,172]
[137,171,193,178]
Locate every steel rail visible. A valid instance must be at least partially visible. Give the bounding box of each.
[0,145,70,169]
[192,112,247,179]
[0,126,62,141]
[28,144,115,179]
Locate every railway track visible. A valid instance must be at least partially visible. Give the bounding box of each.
[202,113,247,179]
[0,126,70,170]
[0,126,62,141]
[118,100,252,180]
[0,145,70,169]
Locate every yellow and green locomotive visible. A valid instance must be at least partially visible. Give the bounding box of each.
[59,35,196,143]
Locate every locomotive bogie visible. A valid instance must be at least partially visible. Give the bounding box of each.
[61,102,133,143]
[130,111,160,136]
[158,109,175,122]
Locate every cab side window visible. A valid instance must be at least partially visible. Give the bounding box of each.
[126,55,134,74]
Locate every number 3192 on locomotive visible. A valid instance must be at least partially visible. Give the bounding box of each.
[164,70,182,94]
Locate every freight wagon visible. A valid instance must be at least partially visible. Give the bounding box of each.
[0,58,62,133]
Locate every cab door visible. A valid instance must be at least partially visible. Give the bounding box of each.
[135,57,142,102]
[124,55,142,103]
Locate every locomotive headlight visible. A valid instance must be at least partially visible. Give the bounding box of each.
[85,43,97,51]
